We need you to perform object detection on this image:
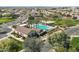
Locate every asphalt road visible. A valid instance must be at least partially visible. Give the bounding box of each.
[64,26,79,36]
[0,27,12,39]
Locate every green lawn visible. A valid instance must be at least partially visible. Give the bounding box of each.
[71,37,79,47]
[70,37,79,51]
[0,37,24,52]
[0,18,15,24]
[54,18,79,27]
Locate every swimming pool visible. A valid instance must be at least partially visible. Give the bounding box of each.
[33,24,50,30]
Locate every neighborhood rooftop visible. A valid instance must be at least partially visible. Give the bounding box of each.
[15,26,32,35]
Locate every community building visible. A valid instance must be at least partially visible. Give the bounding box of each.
[14,26,32,38]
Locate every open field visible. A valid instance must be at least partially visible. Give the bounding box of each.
[0,18,15,24]
[71,37,79,47]
[54,18,79,27]
[69,37,79,52]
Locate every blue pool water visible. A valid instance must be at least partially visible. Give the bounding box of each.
[34,24,49,30]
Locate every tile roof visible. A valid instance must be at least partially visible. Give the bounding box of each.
[15,26,32,35]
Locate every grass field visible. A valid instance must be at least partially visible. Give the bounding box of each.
[71,37,79,47]
[70,37,79,51]
[54,18,79,27]
[0,18,15,24]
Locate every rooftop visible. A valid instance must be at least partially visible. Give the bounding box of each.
[15,26,32,35]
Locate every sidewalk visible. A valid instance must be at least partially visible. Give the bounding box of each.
[0,35,10,41]
[10,34,24,42]
[70,35,79,41]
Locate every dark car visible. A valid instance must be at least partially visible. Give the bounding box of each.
[28,30,39,38]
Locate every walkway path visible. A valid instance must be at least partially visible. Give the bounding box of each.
[10,34,24,42]
[70,35,79,41]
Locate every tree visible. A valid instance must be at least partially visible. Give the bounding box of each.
[28,15,35,27]
[28,15,35,21]
[48,32,70,52]
[0,14,2,18]
[12,14,19,18]
[12,25,17,28]
[40,13,43,17]
[0,37,23,52]
[24,37,45,52]
[8,42,21,52]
